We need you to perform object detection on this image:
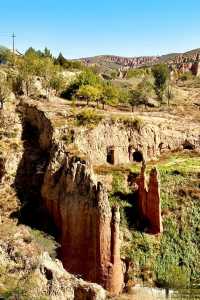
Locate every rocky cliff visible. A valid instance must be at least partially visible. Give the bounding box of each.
[17,99,124,296]
[137,164,163,234]
[42,152,124,295]
[74,115,200,165]
[15,97,200,295]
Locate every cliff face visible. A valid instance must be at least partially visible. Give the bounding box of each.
[137,165,163,234]
[17,100,124,295]
[41,151,123,295]
[74,116,200,165]
[16,98,199,294]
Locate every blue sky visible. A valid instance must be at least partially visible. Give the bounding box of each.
[0,0,200,58]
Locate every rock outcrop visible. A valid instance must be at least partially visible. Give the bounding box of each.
[41,150,124,295]
[137,164,163,234]
[37,252,107,300]
[74,116,200,165]
[17,100,124,295]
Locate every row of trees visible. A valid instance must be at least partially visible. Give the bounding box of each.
[0,48,67,109]
[62,63,172,110]
[0,44,172,111]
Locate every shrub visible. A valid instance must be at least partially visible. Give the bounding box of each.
[179,72,193,81]
[30,229,59,258]
[76,109,103,127]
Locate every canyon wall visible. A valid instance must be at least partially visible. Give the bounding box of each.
[137,164,163,234]
[41,151,124,295]
[18,100,124,295]
[17,99,200,293]
[73,117,200,165]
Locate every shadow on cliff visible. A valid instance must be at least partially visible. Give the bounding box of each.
[112,189,147,232]
[12,120,59,238]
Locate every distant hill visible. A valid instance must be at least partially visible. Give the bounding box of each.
[76,48,200,72]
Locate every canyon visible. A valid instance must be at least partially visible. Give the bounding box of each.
[8,96,197,296]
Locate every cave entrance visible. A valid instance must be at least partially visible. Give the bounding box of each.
[133,150,143,162]
[107,146,115,165]
[183,140,195,150]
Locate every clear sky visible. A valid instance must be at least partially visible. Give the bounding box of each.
[0,0,200,58]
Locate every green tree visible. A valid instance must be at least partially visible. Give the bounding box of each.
[0,47,12,64]
[101,83,119,109]
[49,72,66,96]
[76,84,101,106]
[128,90,141,112]
[62,69,101,99]
[43,47,53,58]
[152,64,169,102]
[55,52,66,66]
[16,52,40,96]
[128,79,153,111]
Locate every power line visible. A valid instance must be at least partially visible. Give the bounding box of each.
[0,32,16,52]
[12,33,16,53]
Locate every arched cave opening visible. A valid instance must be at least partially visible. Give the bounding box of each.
[107,146,115,165]
[182,140,195,150]
[133,150,144,162]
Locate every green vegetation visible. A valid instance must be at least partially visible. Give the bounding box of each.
[0,72,11,109]
[129,79,154,110]
[179,71,194,81]
[120,152,200,288]
[126,68,148,79]
[76,84,101,106]
[76,108,103,127]
[152,64,170,102]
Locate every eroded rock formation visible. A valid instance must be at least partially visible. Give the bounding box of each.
[37,252,107,300]
[17,100,124,295]
[41,150,123,295]
[137,164,163,234]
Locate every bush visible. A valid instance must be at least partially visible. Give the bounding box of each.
[30,229,59,258]
[76,109,103,127]
[179,72,193,81]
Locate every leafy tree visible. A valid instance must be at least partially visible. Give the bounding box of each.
[49,72,66,96]
[55,52,66,66]
[128,90,141,112]
[0,47,12,64]
[76,84,101,106]
[25,47,38,57]
[16,52,40,96]
[43,47,52,59]
[128,79,153,111]
[152,64,169,102]
[62,69,101,99]
[101,83,119,109]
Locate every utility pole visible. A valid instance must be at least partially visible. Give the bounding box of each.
[11,32,16,54]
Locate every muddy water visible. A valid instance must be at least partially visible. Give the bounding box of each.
[114,287,200,300]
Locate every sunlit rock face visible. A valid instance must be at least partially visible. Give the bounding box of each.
[137,164,163,234]
[18,100,124,295]
[41,151,124,295]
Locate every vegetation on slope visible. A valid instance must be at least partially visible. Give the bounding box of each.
[107,152,200,289]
